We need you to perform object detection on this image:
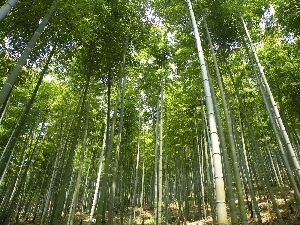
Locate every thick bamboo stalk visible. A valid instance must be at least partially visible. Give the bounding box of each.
[203,15,248,224]
[185,0,227,223]
[0,1,57,108]
[0,0,18,21]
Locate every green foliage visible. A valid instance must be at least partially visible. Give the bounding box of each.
[276,0,300,35]
[1,0,300,223]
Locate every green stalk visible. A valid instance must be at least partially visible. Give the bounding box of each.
[0,0,18,21]
[0,1,57,108]
[185,0,227,223]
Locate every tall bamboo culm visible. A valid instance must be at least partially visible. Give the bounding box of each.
[186,0,227,223]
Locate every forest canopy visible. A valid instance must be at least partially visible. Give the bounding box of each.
[0,0,299,224]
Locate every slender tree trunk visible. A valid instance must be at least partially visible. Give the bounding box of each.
[46,94,83,225]
[201,99,217,224]
[87,69,111,224]
[186,0,227,223]
[264,134,281,185]
[193,113,206,220]
[241,16,300,179]
[241,35,300,204]
[31,165,48,223]
[228,65,285,224]
[157,81,164,225]
[205,62,239,222]
[164,157,169,223]
[40,132,65,225]
[140,160,145,209]
[68,102,89,225]
[0,91,11,124]
[95,75,123,225]
[87,120,107,224]
[95,35,128,225]
[0,1,57,108]
[81,154,92,212]
[258,75,300,203]
[131,99,142,222]
[153,90,161,225]
[107,74,127,225]
[203,15,248,224]
[51,71,91,225]
[0,46,55,181]
[236,113,262,223]
[0,142,35,224]
[14,139,39,223]
[0,0,18,21]
[119,166,125,225]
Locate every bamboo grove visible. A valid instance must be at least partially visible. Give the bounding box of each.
[0,0,299,224]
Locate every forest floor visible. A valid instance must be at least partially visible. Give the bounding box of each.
[7,189,300,225]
